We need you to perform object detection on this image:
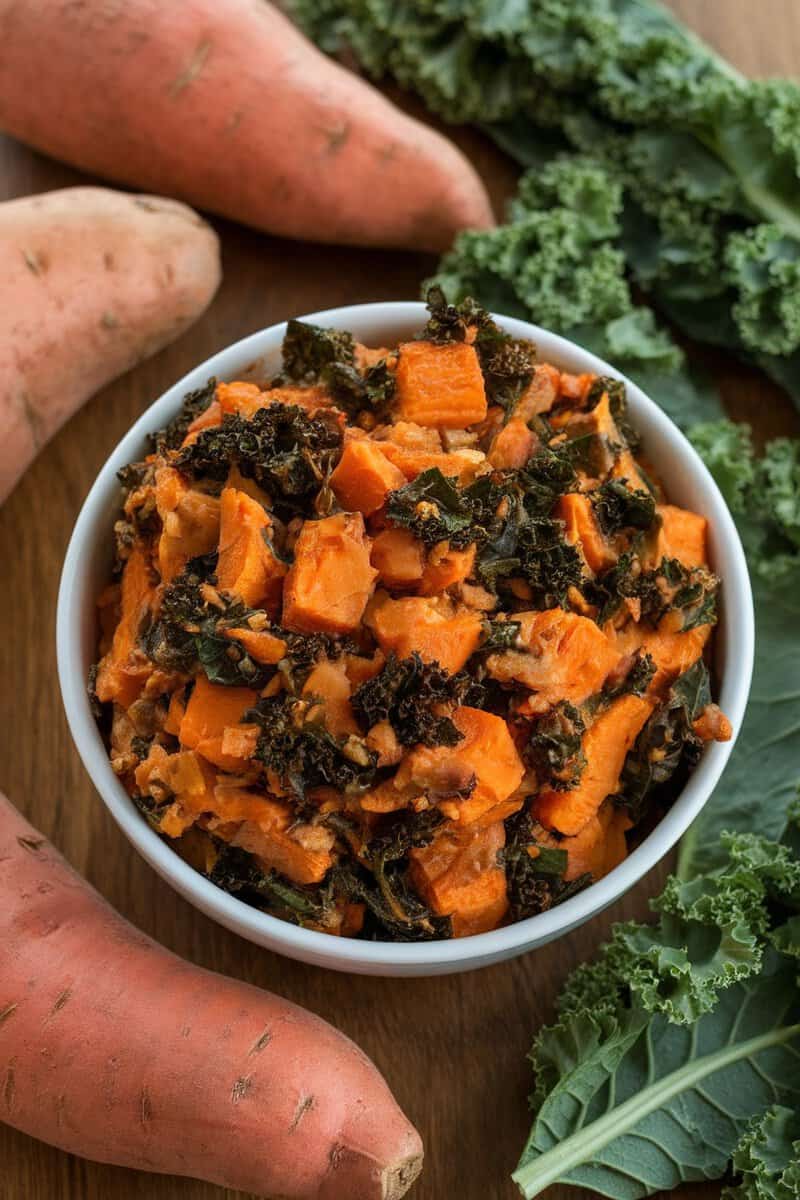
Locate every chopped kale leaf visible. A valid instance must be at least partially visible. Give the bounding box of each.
[525,702,587,792]
[352,653,481,747]
[593,478,657,535]
[149,378,217,454]
[386,468,475,548]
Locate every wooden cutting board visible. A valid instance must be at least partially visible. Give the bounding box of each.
[1,3,799,1197]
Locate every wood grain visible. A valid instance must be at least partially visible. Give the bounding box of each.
[1,4,798,1199]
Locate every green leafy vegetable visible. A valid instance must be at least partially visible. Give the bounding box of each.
[277,318,356,384]
[592,477,657,535]
[149,378,217,454]
[352,652,480,748]
[725,1106,800,1200]
[524,702,586,793]
[386,468,475,549]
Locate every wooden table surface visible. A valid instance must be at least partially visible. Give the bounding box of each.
[1,4,799,1199]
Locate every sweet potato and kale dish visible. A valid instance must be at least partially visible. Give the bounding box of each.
[93,293,731,942]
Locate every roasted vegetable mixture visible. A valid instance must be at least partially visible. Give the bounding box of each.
[93,293,731,941]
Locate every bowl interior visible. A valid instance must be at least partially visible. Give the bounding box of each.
[57,303,754,976]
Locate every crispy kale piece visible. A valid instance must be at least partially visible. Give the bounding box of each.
[603,652,657,702]
[333,808,452,941]
[524,702,587,792]
[278,318,356,383]
[517,445,579,515]
[140,553,274,687]
[592,478,657,535]
[482,337,537,412]
[207,842,333,925]
[615,660,710,822]
[480,619,522,653]
[149,378,217,454]
[175,404,342,516]
[516,516,583,608]
[246,694,377,799]
[352,653,481,747]
[386,468,475,549]
[502,808,590,923]
[587,553,719,629]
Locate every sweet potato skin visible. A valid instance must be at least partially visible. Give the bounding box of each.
[0,793,422,1199]
[0,0,493,252]
[0,185,220,503]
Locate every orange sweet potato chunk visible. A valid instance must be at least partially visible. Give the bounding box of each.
[419,543,476,595]
[535,694,655,835]
[395,340,487,428]
[224,627,287,665]
[556,492,616,574]
[217,487,287,614]
[616,619,712,694]
[365,592,482,674]
[488,418,536,470]
[178,676,258,773]
[302,659,359,737]
[329,439,406,515]
[539,802,632,882]
[94,544,155,707]
[652,503,708,569]
[409,820,508,937]
[370,527,425,590]
[398,707,525,825]
[486,609,620,714]
[155,467,220,583]
[228,799,335,884]
[282,513,377,635]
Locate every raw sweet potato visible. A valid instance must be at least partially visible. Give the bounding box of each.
[0,186,220,503]
[0,794,423,1198]
[217,486,288,614]
[409,821,508,937]
[283,513,377,635]
[330,439,406,515]
[486,609,621,715]
[0,0,493,252]
[394,340,487,428]
[535,695,655,836]
[364,592,483,674]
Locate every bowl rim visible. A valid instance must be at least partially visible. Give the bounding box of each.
[57,301,755,972]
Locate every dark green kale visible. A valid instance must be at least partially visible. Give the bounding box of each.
[175,405,342,516]
[517,445,579,515]
[481,337,537,412]
[246,694,377,799]
[352,653,481,747]
[419,285,484,344]
[586,375,641,450]
[480,619,522,653]
[207,842,333,925]
[592,478,657,535]
[140,553,274,687]
[516,516,583,607]
[524,702,587,792]
[324,358,397,421]
[616,659,710,822]
[277,318,356,384]
[586,553,719,629]
[603,652,657,702]
[148,378,217,455]
[386,468,475,548]
[502,808,590,922]
[335,810,452,941]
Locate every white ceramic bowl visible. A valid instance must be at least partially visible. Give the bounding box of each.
[57,303,754,976]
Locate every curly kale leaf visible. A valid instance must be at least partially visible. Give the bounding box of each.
[502,808,589,923]
[247,694,376,799]
[587,553,719,629]
[593,478,657,535]
[725,1105,800,1200]
[517,516,583,608]
[207,842,333,924]
[616,660,709,823]
[353,653,483,747]
[525,702,587,793]
[175,404,342,515]
[149,378,217,454]
[278,318,356,383]
[386,468,475,549]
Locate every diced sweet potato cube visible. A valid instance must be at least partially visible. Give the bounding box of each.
[488,418,535,470]
[329,439,406,515]
[224,627,287,665]
[395,340,487,429]
[535,694,655,835]
[282,513,377,635]
[512,363,561,422]
[217,487,287,614]
[178,676,258,773]
[94,543,155,707]
[155,467,220,584]
[370,528,425,590]
[365,592,482,674]
[216,380,265,418]
[559,371,596,405]
[419,543,476,595]
[486,609,620,714]
[398,707,524,825]
[410,820,508,937]
[616,619,712,694]
[556,493,616,574]
[302,659,358,737]
[538,801,632,882]
[261,384,332,413]
[164,688,187,735]
[651,504,708,569]
[231,802,335,884]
